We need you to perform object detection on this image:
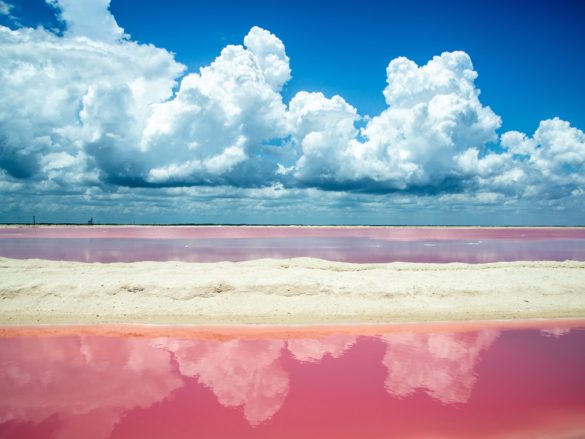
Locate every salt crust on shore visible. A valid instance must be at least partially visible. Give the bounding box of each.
[1,257,584,325]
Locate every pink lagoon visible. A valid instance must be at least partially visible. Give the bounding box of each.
[1,321,585,438]
[1,226,585,263]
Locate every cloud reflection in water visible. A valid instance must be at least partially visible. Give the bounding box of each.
[381,330,499,404]
[1,326,584,439]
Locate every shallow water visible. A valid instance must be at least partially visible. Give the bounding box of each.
[1,322,584,438]
[1,226,585,263]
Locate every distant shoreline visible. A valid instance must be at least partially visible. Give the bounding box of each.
[1,224,585,228]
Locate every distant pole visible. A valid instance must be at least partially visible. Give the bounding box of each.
[33,215,35,226]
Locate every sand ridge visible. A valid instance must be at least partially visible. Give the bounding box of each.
[1,257,585,325]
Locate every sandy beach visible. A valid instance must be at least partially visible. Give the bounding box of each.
[1,257,584,325]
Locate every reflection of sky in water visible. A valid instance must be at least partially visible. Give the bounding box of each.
[382,330,499,404]
[1,237,585,263]
[1,226,585,263]
[1,325,585,438]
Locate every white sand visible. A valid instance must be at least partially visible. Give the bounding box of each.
[1,257,585,325]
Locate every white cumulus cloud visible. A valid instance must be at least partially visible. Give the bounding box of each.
[142,26,291,186]
[47,0,126,42]
[498,118,585,198]
[291,51,501,192]
[0,20,184,186]
[0,0,584,223]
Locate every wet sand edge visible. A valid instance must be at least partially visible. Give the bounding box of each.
[1,317,584,340]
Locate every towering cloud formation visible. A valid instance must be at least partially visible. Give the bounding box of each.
[142,26,291,187]
[0,0,183,187]
[292,51,501,192]
[0,0,584,219]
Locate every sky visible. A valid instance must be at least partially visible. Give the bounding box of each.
[0,0,584,225]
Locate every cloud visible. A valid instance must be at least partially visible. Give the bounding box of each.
[503,118,585,179]
[47,0,126,42]
[0,1,12,16]
[288,91,360,189]
[469,118,585,199]
[0,0,584,222]
[141,26,291,187]
[1,6,295,190]
[292,51,501,193]
[0,12,184,188]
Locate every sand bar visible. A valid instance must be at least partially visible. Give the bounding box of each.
[1,257,585,325]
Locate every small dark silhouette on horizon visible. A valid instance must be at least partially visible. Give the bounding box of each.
[88,217,93,225]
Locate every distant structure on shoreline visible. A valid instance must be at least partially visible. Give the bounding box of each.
[88,217,93,226]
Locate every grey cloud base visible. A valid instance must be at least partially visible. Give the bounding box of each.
[0,0,584,224]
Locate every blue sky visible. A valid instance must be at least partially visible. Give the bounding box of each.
[0,0,584,224]
[113,0,585,134]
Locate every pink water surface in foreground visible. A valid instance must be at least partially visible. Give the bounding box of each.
[1,226,585,263]
[1,322,584,438]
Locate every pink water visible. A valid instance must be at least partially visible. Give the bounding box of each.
[1,322,584,438]
[1,226,584,263]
